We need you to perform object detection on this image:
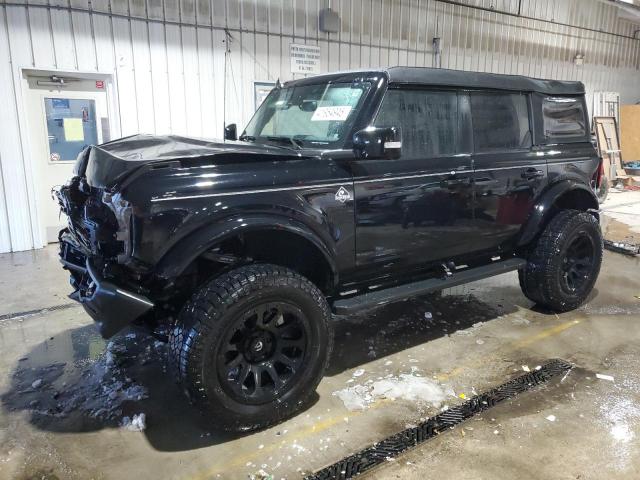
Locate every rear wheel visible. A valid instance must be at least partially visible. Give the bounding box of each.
[169,264,332,431]
[519,209,603,312]
[596,176,609,204]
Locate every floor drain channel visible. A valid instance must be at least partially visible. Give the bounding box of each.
[0,303,78,322]
[305,359,572,480]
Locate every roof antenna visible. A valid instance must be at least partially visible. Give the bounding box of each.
[275,78,282,89]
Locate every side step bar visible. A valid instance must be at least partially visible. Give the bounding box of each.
[332,258,527,315]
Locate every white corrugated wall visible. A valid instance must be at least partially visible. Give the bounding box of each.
[1,0,639,252]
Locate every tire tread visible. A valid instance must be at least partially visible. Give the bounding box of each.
[169,263,332,431]
[519,209,603,311]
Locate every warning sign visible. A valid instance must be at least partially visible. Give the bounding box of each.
[290,44,321,75]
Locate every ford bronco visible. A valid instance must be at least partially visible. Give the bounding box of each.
[57,67,603,431]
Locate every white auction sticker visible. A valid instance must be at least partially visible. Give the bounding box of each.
[311,106,352,122]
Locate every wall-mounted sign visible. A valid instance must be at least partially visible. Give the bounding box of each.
[290,44,321,75]
[254,82,275,111]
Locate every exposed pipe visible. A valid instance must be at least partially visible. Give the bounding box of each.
[434,0,640,41]
[1,1,436,57]
[3,0,639,42]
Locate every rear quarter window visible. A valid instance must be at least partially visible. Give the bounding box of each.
[542,97,587,140]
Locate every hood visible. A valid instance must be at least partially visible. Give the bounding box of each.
[80,134,308,188]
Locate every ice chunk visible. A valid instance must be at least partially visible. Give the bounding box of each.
[249,470,274,480]
[334,385,371,410]
[334,374,447,411]
[121,413,146,432]
[371,375,446,405]
[31,379,43,389]
[596,373,614,382]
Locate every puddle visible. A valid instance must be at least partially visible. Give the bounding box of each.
[602,214,639,245]
[1,327,163,432]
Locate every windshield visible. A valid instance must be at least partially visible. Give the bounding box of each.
[241,81,371,148]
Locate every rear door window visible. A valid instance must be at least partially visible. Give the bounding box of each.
[470,92,531,152]
[374,89,458,159]
[542,96,587,139]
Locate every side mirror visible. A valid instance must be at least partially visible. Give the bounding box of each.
[224,123,237,141]
[353,126,402,160]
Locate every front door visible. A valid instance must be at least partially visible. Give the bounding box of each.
[352,88,474,283]
[25,77,110,243]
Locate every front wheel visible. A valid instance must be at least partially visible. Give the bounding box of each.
[519,209,603,312]
[169,264,332,431]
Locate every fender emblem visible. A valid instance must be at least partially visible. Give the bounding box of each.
[335,186,352,203]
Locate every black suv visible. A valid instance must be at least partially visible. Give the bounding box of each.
[57,67,603,431]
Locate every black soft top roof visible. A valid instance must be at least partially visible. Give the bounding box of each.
[287,66,584,95]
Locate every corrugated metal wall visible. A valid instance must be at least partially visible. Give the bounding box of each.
[1,0,639,252]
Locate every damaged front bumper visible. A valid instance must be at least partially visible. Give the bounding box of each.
[60,236,154,338]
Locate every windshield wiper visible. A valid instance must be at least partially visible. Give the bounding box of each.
[265,136,304,150]
[238,134,256,142]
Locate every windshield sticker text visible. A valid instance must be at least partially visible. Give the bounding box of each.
[311,106,352,122]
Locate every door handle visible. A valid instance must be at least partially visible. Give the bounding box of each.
[521,168,544,180]
[444,178,464,186]
[443,176,471,187]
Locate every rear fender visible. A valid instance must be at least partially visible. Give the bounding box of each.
[517,180,599,247]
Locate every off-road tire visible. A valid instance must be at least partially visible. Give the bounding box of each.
[169,264,332,432]
[519,209,603,312]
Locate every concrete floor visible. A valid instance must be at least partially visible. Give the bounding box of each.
[0,230,639,479]
[601,190,640,248]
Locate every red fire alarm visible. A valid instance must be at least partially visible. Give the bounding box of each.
[95,80,104,89]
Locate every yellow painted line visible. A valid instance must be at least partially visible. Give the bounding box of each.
[191,398,394,479]
[436,319,581,382]
[192,318,583,479]
[511,319,581,348]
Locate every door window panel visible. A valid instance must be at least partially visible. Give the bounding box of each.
[374,89,458,159]
[470,92,531,152]
[542,96,586,139]
[44,98,98,162]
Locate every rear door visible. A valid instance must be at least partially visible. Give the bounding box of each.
[352,88,474,282]
[469,91,547,252]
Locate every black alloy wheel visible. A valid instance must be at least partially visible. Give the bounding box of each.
[518,209,603,312]
[561,234,596,294]
[217,302,308,404]
[169,264,332,431]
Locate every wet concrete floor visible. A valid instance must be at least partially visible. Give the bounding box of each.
[0,244,639,480]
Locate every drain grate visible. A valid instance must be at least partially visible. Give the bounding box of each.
[0,303,78,322]
[305,359,572,480]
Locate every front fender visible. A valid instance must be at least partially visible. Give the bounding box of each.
[517,180,599,247]
[154,213,338,282]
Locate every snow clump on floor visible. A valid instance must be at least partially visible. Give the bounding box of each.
[120,413,146,432]
[334,372,449,411]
